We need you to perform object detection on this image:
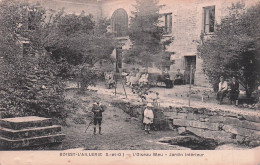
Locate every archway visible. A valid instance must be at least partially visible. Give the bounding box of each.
[111,8,128,37]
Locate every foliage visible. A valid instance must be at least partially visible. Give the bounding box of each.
[46,13,115,65]
[0,0,68,122]
[131,84,151,103]
[124,0,173,69]
[198,2,260,96]
[43,11,116,88]
[0,52,67,121]
[78,65,104,91]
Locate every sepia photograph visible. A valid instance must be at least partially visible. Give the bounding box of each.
[0,0,259,164]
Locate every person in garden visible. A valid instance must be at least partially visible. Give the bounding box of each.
[174,69,183,85]
[151,92,160,130]
[92,101,105,135]
[143,103,154,134]
[139,73,149,85]
[105,72,115,89]
[217,76,228,104]
[229,76,240,105]
[162,70,173,88]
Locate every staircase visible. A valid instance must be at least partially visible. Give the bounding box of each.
[0,116,65,149]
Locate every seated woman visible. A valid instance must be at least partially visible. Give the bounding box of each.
[138,73,149,85]
[162,70,173,88]
[125,73,132,86]
[174,69,183,85]
[217,76,228,104]
[105,72,115,89]
[127,71,135,86]
[229,77,239,105]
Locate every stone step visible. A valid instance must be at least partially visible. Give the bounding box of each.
[0,116,52,130]
[0,125,62,140]
[0,134,65,149]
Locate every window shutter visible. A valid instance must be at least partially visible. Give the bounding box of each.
[203,6,215,33]
[165,15,168,33]
[209,6,215,32]
[169,14,172,33]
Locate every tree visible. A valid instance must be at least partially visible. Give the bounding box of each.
[198,2,260,96]
[0,0,67,122]
[124,0,173,70]
[45,12,115,66]
[44,11,116,89]
[45,11,95,66]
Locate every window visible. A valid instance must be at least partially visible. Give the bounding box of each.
[111,9,128,37]
[163,13,172,34]
[203,6,215,33]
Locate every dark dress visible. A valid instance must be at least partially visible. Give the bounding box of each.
[92,104,104,125]
[163,73,173,88]
[229,81,239,101]
[174,73,183,85]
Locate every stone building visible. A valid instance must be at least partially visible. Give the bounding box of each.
[36,0,258,86]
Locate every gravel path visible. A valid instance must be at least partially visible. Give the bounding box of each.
[87,82,260,117]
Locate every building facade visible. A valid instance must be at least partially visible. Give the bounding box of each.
[36,0,258,86]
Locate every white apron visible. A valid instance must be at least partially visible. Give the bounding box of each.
[143,108,154,124]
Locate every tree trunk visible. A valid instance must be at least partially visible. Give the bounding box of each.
[145,62,148,73]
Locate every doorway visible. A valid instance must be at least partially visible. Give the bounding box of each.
[184,56,196,84]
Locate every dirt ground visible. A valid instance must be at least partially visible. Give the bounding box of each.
[59,82,255,150]
[61,89,185,150]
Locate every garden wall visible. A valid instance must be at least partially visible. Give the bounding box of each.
[111,101,168,129]
[112,99,260,147]
[164,107,260,147]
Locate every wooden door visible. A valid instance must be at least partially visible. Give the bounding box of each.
[184,56,196,84]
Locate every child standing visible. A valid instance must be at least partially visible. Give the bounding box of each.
[143,103,154,134]
[92,101,105,135]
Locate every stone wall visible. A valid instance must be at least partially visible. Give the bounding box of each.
[160,0,250,86]
[111,100,169,130]
[111,96,260,147]
[164,106,260,147]
[37,0,102,21]
[101,0,134,19]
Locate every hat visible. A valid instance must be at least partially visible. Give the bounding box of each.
[93,101,99,105]
[147,103,153,107]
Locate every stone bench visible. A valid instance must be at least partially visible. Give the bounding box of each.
[0,116,65,149]
[0,116,52,130]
